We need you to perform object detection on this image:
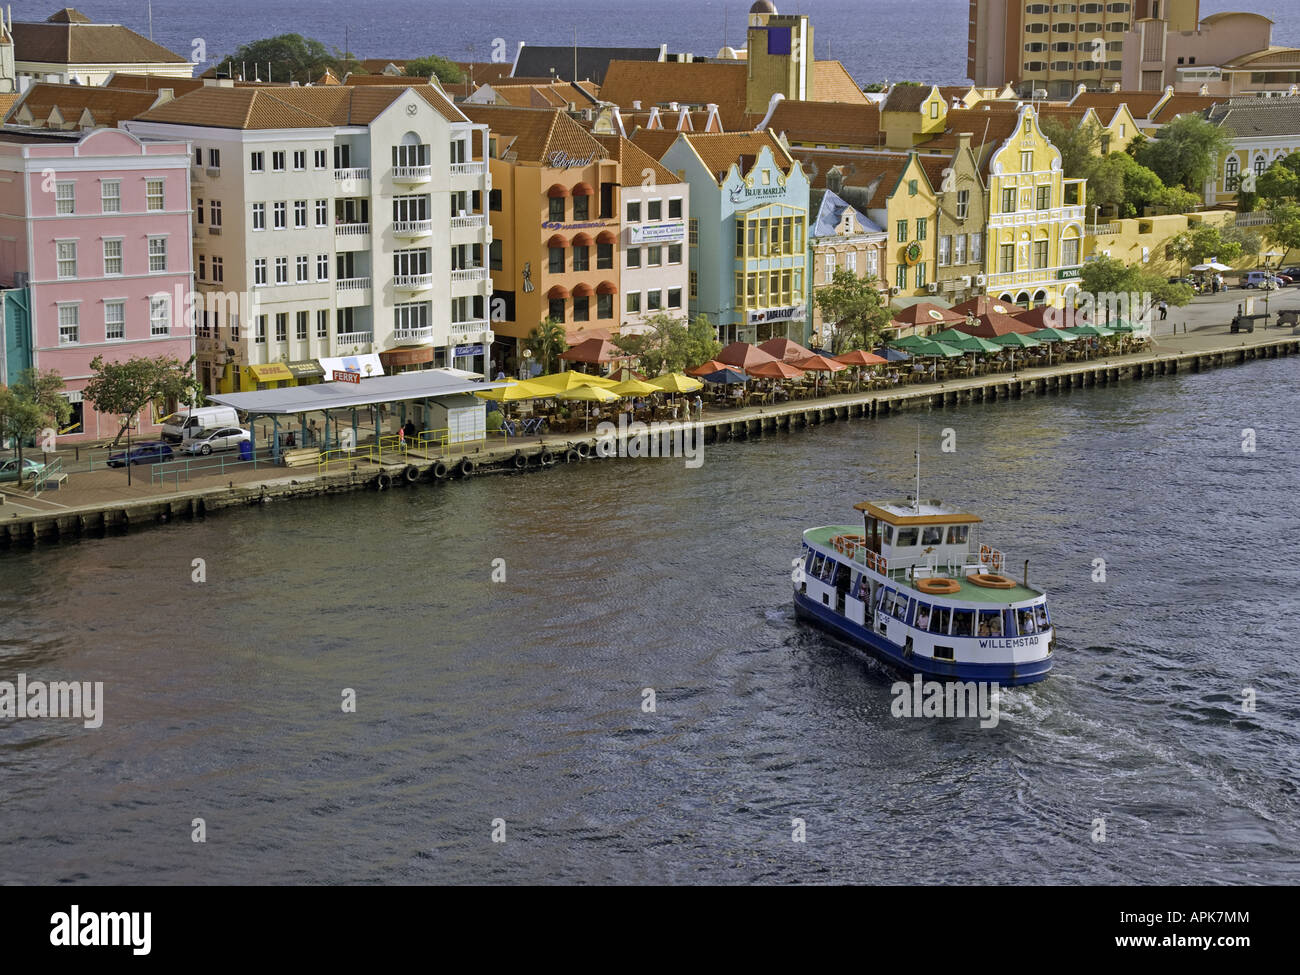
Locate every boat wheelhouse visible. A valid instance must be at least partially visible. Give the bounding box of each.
[793,499,1054,685]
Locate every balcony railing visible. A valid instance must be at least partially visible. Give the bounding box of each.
[334,168,370,182]
[393,165,432,182]
[451,267,488,281]
[337,277,372,291]
[394,273,434,290]
[394,325,435,344]
[335,222,370,236]
[451,161,486,176]
[450,318,488,334]
[335,331,373,347]
[451,214,485,229]
[394,219,433,236]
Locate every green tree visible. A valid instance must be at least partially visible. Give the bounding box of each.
[0,369,70,484]
[1079,255,1193,321]
[1263,202,1300,257]
[403,56,465,85]
[612,313,720,376]
[814,269,891,354]
[526,318,567,374]
[1041,117,1105,181]
[1256,160,1300,205]
[219,34,347,84]
[1134,114,1234,194]
[1167,223,1247,267]
[83,354,203,447]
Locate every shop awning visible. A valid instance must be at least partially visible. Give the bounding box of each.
[547,183,569,197]
[546,233,568,248]
[286,360,324,378]
[571,282,595,298]
[596,230,617,245]
[249,363,294,382]
[596,280,618,294]
[379,346,435,367]
[571,232,593,247]
[572,182,593,195]
[546,284,570,299]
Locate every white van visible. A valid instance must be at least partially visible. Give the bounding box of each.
[161,405,240,444]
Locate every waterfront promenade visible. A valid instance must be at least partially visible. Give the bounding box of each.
[2,290,1296,544]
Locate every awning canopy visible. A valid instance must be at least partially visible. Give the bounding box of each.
[571,282,595,298]
[379,346,436,366]
[571,232,593,246]
[547,183,569,198]
[546,284,570,299]
[248,363,294,382]
[208,371,507,415]
[546,233,568,248]
[596,230,617,245]
[572,182,593,195]
[286,360,324,378]
[596,280,618,294]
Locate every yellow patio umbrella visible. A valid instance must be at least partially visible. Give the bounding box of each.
[474,380,554,401]
[556,382,620,430]
[609,378,661,397]
[529,371,618,392]
[648,372,703,393]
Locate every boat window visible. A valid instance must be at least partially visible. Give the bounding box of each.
[893,595,911,621]
[977,610,1003,637]
[1004,609,1019,635]
[854,574,870,600]
[933,645,954,661]
[922,526,944,546]
[929,605,952,634]
[1017,608,1038,634]
[1035,604,1050,629]
[820,557,837,582]
[881,524,893,543]
[947,525,969,544]
[895,527,919,546]
[914,600,931,630]
[952,609,975,636]
[878,587,899,618]
[811,553,825,578]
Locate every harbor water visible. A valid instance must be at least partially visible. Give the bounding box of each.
[1,358,1297,884]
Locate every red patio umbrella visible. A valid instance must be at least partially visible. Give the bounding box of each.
[1013,304,1070,330]
[949,295,1018,319]
[834,350,889,366]
[748,360,806,379]
[757,336,814,363]
[716,341,778,370]
[954,310,1037,338]
[686,358,728,376]
[888,301,966,335]
[792,354,849,372]
[559,337,630,363]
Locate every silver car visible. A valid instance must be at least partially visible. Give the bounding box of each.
[184,426,251,455]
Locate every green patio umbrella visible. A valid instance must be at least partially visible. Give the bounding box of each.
[1069,324,1116,337]
[1028,327,1080,342]
[1105,319,1138,332]
[945,333,1002,353]
[991,331,1039,371]
[889,334,932,350]
[908,339,965,357]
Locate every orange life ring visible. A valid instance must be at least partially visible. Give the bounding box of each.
[834,535,846,553]
[917,577,961,595]
[967,572,1015,589]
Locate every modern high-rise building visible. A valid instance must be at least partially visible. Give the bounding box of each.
[968,0,1200,99]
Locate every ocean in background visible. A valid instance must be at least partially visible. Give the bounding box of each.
[52,0,1300,89]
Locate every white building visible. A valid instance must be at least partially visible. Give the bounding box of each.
[10,8,193,90]
[125,82,492,392]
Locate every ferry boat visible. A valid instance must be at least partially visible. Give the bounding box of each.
[792,498,1055,686]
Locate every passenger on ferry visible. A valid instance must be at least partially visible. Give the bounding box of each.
[1035,605,1050,630]
[915,605,931,630]
[1019,609,1037,634]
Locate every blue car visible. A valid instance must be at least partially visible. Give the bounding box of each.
[107,441,174,467]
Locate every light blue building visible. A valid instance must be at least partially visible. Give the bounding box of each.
[656,132,810,346]
[2,285,32,387]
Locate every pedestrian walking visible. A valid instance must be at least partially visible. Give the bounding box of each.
[693,394,703,421]
[1158,300,1168,320]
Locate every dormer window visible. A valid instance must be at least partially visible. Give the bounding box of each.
[929,101,939,119]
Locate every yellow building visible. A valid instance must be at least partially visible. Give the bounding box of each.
[984,106,1086,307]
[878,153,941,299]
[880,85,948,150]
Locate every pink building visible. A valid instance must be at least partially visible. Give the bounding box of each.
[0,127,193,440]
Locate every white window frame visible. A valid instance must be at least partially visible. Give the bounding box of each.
[147,236,167,273]
[55,181,75,215]
[104,299,125,340]
[146,178,164,211]
[101,179,121,214]
[56,240,77,279]
[103,237,123,276]
[150,294,171,335]
[57,302,80,344]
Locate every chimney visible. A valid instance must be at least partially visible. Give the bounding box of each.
[156,87,175,104]
[632,100,641,110]
[669,101,679,110]
[826,165,844,195]
[1112,82,1121,92]
[1199,83,1208,95]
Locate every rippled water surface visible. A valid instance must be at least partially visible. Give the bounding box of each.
[2,359,1298,884]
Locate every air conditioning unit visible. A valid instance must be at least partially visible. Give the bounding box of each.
[974,274,987,286]
[890,286,902,295]
[960,275,971,287]
[926,282,939,294]
[480,330,495,345]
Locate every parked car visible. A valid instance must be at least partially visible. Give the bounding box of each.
[160,405,241,444]
[1280,267,1300,281]
[1242,270,1288,288]
[183,427,250,455]
[107,441,174,467]
[0,457,47,483]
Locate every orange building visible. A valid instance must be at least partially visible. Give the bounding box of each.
[463,106,625,367]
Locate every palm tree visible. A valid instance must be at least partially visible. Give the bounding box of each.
[528,317,567,374]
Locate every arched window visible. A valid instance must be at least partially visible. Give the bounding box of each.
[1225,154,1239,189]
[394,131,429,168]
[1254,155,1267,177]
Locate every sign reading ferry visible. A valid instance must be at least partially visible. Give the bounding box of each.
[332,370,361,384]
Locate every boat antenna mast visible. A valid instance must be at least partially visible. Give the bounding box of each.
[914,425,921,513]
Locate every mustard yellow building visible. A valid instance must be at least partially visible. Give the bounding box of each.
[984,106,1086,307]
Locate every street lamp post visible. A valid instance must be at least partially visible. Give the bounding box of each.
[1262,277,1276,324]
[122,414,132,487]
